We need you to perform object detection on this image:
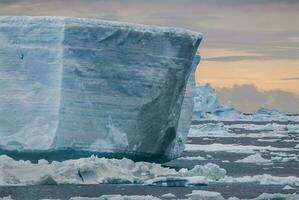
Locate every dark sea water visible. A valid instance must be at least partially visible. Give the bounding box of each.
[0,183,292,200]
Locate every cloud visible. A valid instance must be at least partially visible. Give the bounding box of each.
[204,55,264,62]
[281,77,299,81]
[0,0,298,62]
[216,84,299,113]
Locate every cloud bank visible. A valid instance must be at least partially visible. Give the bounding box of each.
[217,84,299,113]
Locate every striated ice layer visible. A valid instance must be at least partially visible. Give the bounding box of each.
[0,16,202,160]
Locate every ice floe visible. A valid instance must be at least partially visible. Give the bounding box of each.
[68,196,161,200]
[227,123,275,131]
[160,193,176,198]
[257,139,281,142]
[0,155,225,186]
[188,122,298,138]
[270,153,298,162]
[188,123,231,137]
[2,191,299,200]
[0,197,13,200]
[144,163,226,187]
[251,193,299,200]
[222,174,299,186]
[177,155,206,161]
[185,190,225,200]
[234,153,272,163]
[282,185,296,190]
[185,143,293,154]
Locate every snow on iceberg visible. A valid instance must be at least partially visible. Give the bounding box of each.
[0,16,202,160]
[0,155,226,186]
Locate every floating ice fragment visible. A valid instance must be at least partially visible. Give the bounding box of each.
[185,143,292,154]
[185,190,225,200]
[235,153,272,164]
[160,193,176,198]
[70,195,161,200]
[282,185,295,190]
[222,174,299,186]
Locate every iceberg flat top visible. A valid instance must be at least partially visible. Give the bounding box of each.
[0,16,202,41]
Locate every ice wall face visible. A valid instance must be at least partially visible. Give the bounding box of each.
[0,16,202,160]
[0,17,64,150]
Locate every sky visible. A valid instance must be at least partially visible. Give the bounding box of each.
[0,0,299,112]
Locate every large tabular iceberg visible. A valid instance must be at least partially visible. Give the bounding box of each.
[0,16,202,160]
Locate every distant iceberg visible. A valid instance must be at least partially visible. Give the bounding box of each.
[0,16,202,161]
[193,84,299,122]
[193,84,241,120]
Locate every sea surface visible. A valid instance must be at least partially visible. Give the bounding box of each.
[1,120,299,200]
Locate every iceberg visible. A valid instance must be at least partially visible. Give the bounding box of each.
[0,16,202,160]
[193,84,299,122]
[193,84,241,120]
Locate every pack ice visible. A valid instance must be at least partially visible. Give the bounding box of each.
[0,16,202,160]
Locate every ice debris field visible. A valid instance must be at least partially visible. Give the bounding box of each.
[1,191,299,200]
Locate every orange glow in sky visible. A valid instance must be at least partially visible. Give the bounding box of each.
[196,48,299,96]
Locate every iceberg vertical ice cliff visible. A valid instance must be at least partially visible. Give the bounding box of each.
[0,16,202,160]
